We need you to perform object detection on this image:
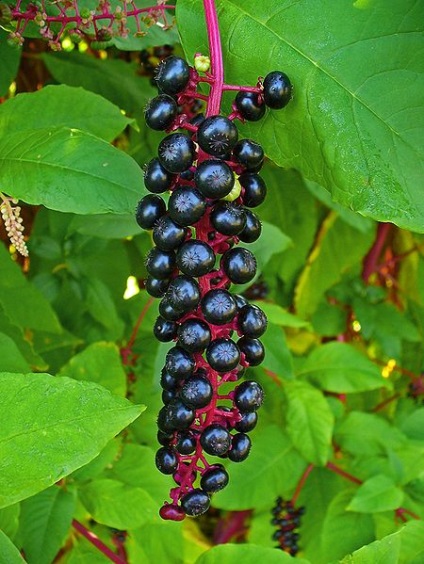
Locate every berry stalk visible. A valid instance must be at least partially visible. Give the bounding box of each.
[202,0,224,117]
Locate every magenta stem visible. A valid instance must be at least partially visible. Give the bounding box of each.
[72,520,126,564]
[202,0,224,116]
[222,84,261,93]
[362,222,392,282]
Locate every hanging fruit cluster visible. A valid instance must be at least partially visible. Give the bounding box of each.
[135,54,292,520]
[271,497,305,556]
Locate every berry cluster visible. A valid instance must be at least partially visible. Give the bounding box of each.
[271,498,304,556]
[135,54,292,520]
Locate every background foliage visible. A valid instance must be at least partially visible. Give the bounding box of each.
[0,0,424,562]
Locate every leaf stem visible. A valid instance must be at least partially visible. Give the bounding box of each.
[326,462,362,485]
[291,463,314,505]
[72,520,126,564]
[362,222,393,282]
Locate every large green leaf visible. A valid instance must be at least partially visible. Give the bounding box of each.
[0,127,143,214]
[0,85,132,142]
[177,0,424,232]
[196,544,311,564]
[19,487,75,564]
[298,342,391,393]
[0,30,21,97]
[0,333,31,373]
[347,474,403,513]
[0,530,23,564]
[0,372,144,508]
[284,380,334,465]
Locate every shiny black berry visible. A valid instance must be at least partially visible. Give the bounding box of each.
[157,429,174,446]
[228,433,251,462]
[234,91,266,121]
[136,194,166,230]
[176,240,215,277]
[232,138,265,172]
[200,424,231,456]
[239,209,262,243]
[145,247,176,279]
[158,133,196,173]
[176,431,197,455]
[234,380,264,411]
[164,398,195,430]
[153,316,177,342]
[145,94,178,130]
[166,275,201,312]
[200,465,229,493]
[144,157,176,194]
[165,346,195,379]
[194,159,235,199]
[239,173,267,207]
[180,374,213,408]
[221,247,257,284]
[238,304,267,337]
[180,489,210,517]
[155,446,178,474]
[177,319,211,352]
[197,116,238,158]
[155,56,191,95]
[206,338,240,372]
[160,369,178,390]
[153,215,187,251]
[168,186,206,227]
[201,289,237,325]
[234,410,258,433]
[158,296,184,321]
[162,388,178,404]
[145,276,169,298]
[210,202,246,236]
[238,336,265,366]
[263,71,293,109]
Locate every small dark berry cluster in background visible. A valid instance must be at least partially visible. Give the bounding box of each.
[135,53,292,520]
[271,497,305,556]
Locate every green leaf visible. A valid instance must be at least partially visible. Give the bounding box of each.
[43,52,156,114]
[0,333,31,373]
[178,0,424,232]
[196,543,311,564]
[19,487,75,564]
[0,85,132,142]
[0,504,20,541]
[320,490,375,562]
[59,341,127,396]
[0,530,23,563]
[347,474,403,513]
[212,424,306,511]
[82,277,125,338]
[253,301,310,329]
[294,214,375,318]
[0,30,21,97]
[298,342,390,393]
[69,213,141,239]
[260,323,293,379]
[128,522,185,564]
[0,372,144,508]
[340,521,424,564]
[78,479,157,530]
[399,408,424,441]
[0,127,143,215]
[284,380,334,465]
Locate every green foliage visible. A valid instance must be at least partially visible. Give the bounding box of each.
[0,0,423,561]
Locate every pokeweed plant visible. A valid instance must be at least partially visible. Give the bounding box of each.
[0,0,424,562]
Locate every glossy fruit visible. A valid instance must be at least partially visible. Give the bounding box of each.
[135,194,166,230]
[144,157,176,194]
[165,346,195,379]
[232,138,265,171]
[234,410,258,433]
[145,94,178,130]
[197,115,238,158]
[180,489,210,516]
[164,398,196,430]
[145,276,169,298]
[166,275,201,311]
[180,374,213,408]
[158,296,184,321]
[239,173,267,207]
[201,289,237,325]
[238,304,267,337]
[200,424,231,456]
[221,247,257,284]
[155,446,178,474]
[194,159,235,199]
[160,369,178,390]
[175,432,197,455]
[238,336,265,366]
[234,90,266,121]
[210,202,246,236]
[228,433,251,462]
[155,55,191,95]
[239,209,262,243]
[176,240,215,277]
[145,247,176,279]
[263,71,292,109]
[200,465,229,493]
[153,215,187,251]
[158,133,196,173]
[206,338,240,372]
[177,319,211,352]
[234,380,264,411]
[168,186,206,226]
[159,504,185,521]
[153,316,177,342]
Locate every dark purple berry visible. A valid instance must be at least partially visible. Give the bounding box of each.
[238,336,265,366]
[180,489,210,516]
[145,94,178,130]
[164,398,195,430]
[155,447,178,474]
[232,138,264,171]
[197,115,238,158]
[206,338,240,372]
[200,465,229,493]
[210,202,246,236]
[201,289,237,325]
[166,275,201,312]
[160,369,178,391]
[235,410,258,433]
[238,304,267,338]
[180,374,213,409]
[136,194,166,230]
[165,346,195,379]
[155,56,191,95]
[228,433,251,462]
[263,71,293,109]
[153,215,187,251]
[158,133,196,173]
[177,319,211,353]
[158,296,184,321]
[145,276,169,298]
[200,424,231,456]
[234,91,266,121]
[239,173,267,207]
[239,209,262,243]
[144,157,176,194]
[153,316,177,342]
[194,159,235,199]
[145,247,176,279]
[234,380,264,412]
[221,247,257,284]
[176,240,215,277]
[176,432,197,455]
[168,186,206,227]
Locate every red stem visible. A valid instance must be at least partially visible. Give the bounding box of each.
[126,297,154,351]
[72,520,126,564]
[202,0,224,116]
[362,222,393,282]
[213,510,252,544]
[291,464,314,505]
[326,462,362,485]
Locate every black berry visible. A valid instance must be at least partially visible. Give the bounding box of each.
[153,316,177,342]
[136,194,166,230]
[238,304,267,337]
[206,338,240,372]
[263,71,293,109]
[201,289,237,325]
[180,374,213,409]
[200,465,229,493]
[155,447,178,474]
[144,157,176,194]
[155,56,191,95]
[145,247,176,279]
[168,186,206,227]
[228,433,251,462]
[238,336,265,366]
[200,424,231,456]
[234,380,264,412]
[145,94,178,130]
[153,215,187,251]
[221,247,257,284]
[197,115,238,158]
[158,133,196,173]
[176,240,215,277]
[177,319,211,352]
[180,489,210,516]
[165,346,195,379]
[239,173,267,207]
[233,138,264,171]
[239,209,262,243]
[210,202,246,236]
[234,91,266,121]
[195,159,235,199]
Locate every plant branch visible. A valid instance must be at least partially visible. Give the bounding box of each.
[72,520,126,564]
[291,464,314,505]
[362,222,393,282]
[202,0,224,116]
[326,462,362,485]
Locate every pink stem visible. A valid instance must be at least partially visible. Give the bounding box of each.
[72,520,126,564]
[202,0,224,116]
[291,464,314,505]
[362,222,392,282]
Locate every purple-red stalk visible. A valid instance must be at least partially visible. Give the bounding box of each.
[291,464,314,506]
[72,520,126,564]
